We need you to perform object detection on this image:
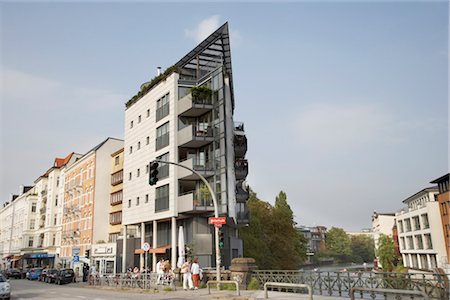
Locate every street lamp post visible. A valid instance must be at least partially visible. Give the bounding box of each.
[153,160,221,283]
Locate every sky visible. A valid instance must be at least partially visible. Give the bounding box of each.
[0,2,448,231]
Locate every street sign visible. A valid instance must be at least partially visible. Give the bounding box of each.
[73,255,79,263]
[142,242,150,252]
[209,217,226,225]
[72,247,80,256]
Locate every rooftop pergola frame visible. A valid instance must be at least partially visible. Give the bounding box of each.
[175,22,235,109]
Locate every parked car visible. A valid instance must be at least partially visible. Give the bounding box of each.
[0,274,10,300]
[55,269,76,285]
[4,269,21,279]
[44,269,58,283]
[39,268,56,282]
[26,268,43,280]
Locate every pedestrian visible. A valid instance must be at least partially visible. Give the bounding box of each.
[181,258,193,290]
[191,257,201,290]
[156,258,164,285]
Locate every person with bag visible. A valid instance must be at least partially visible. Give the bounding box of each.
[180,258,193,290]
[191,257,201,290]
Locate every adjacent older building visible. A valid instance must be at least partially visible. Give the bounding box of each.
[430,173,450,273]
[122,23,249,271]
[60,137,123,273]
[371,211,395,268]
[395,187,446,270]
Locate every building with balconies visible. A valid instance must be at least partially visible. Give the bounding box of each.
[395,186,446,271]
[122,22,248,272]
[60,137,123,273]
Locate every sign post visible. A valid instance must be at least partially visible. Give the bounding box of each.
[142,242,150,288]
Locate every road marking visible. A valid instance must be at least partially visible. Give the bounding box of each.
[76,296,86,299]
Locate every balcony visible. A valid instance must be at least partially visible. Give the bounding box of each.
[235,159,248,180]
[234,134,247,159]
[178,191,214,214]
[236,181,249,203]
[40,206,46,214]
[178,124,214,148]
[178,93,213,117]
[178,158,216,180]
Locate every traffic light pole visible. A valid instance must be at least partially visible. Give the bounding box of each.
[152,160,221,283]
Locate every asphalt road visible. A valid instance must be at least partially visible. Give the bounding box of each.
[9,279,219,300]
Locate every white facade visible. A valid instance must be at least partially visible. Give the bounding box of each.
[371,211,396,256]
[395,187,446,270]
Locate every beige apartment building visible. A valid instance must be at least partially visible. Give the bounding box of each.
[60,138,123,272]
[109,148,124,243]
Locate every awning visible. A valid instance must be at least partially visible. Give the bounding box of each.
[11,255,22,262]
[2,255,13,260]
[149,245,171,254]
[134,249,145,254]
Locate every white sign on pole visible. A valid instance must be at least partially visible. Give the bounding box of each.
[142,242,150,252]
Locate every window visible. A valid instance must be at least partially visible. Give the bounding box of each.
[138,115,141,123]
[109,233,119,243]
[400,237,405,250]
[137,168,140,177]
[156,93,170,122]
[28,237,34,247]
[136,197,140,206]
[415,235,423,249]
[55,195,58,206]
[56,176,60,187]
[128,199,131,208]
[146,164,149,174]
[129,172,132,181]
[54,214,57,225]
[110,211,122,225]
[424,234,433,249]
[52,234,56,246]
[146,109,150,118]
[398,220,403,233]
[110,190,123,205]
[413,216,420,231]
[146,136,150,145]
[145,194,149,203]
[129,146,133,154]
[31,203,37,213]
[130,120,134,128]
[405,219,412,232]
[407,236,414,249]
[30,219,35,230]
[421,214,429,229]
[156,122,170,150]
[115,156,120,165]
[442,202,448,215]
[138,141,141,150]
[111,170,123,185]
[157,153,170,179]
[155,184,169,212]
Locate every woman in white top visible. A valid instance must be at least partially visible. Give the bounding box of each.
[180,259,193,290]
[190,257,201,289]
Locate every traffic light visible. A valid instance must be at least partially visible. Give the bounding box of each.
[218,229,225,248]
[85,249,90,259]
[149,161,159,186]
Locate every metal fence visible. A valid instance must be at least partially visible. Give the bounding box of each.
[253,270,449,299]
[88,272,176,290]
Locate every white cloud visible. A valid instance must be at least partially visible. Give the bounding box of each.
[185,15,221,43]
[294,103,408,150]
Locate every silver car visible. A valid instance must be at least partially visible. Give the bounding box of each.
[0,274,10,300]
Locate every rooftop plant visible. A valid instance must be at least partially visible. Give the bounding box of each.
[191,86,212,102]
[125,65,178,108]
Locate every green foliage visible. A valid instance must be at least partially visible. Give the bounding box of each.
[247,277,260,290]
[239,191,307,270]
[163,287,173,292]
[191,86,212,101]
[377,234,397,272]
[126,65,177,108]
[219,283,237,290]
[350,235,375,263]
[326,227,352,263]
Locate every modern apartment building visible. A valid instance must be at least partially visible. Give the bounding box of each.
[60,137,123,272]
[430,173,450,272]
[395,187,446,270]
[122,23,249,272]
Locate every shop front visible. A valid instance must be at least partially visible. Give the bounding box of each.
[22,253,55,269]
[91,243,116,275]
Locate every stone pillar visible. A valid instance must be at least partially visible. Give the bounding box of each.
[229,257,257,290]
[152,220,157,272]
[171,217,177,270]
[122,225,127,273]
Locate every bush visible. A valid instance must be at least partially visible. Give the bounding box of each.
[219,283,237,291]
[247,277,260,290]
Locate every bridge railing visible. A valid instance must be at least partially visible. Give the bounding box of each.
[252,270,449,299]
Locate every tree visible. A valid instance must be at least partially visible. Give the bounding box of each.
[350,235,375,263]
[377,234,397,272]
[239,190,307,269]
[326,227,352,263]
